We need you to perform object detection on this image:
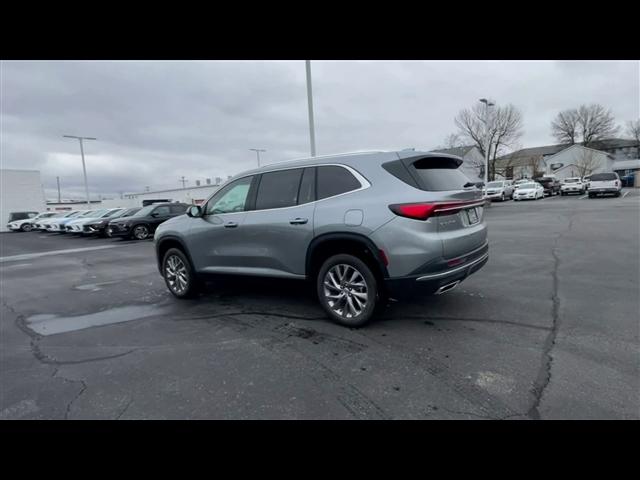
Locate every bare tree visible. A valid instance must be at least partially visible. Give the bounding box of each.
[626,119,640,145]
[575,149,601,178]
[442,133,465,149]
[551,109,579,144]
[454,102,524,181]
[577,104,620,146]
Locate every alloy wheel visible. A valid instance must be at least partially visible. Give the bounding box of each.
[323,264,368,319]
[133,225,149,240]
[165,254,189,294]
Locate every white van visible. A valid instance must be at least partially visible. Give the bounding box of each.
[588,172,622,198]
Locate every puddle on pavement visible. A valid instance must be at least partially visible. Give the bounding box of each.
[25,304,169,336]
[74,281,118,292]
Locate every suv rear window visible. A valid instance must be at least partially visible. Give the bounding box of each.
[317,166,361,200]
[590,173,617,181]
[383,156,471,191]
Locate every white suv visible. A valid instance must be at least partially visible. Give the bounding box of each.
[560,177,585,196]
[588,172,622,198]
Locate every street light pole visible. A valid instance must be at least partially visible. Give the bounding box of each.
[479,99,495,184]
[305,60,317,157]
[249,148,266,167]
[63,135,96,208]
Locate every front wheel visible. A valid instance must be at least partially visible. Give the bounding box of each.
[132,224,150,240]
[163,248,199,298]
[20,223,33,232]
[317,254,379,328]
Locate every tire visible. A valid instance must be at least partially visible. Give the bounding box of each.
[132,224,150,240]
[317,254,379,328]
[20,223,33,232]
[588,193,594,198]
[162,248,199,298]
[500,193,505,202]
[615,191,621,197]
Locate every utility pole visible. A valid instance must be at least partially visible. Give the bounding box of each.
[56,176,61,203]
[249,148,266,167]
[479,98,495,184]
[62,135,96,208]
[305,60,317,156]
[179,176,188,189]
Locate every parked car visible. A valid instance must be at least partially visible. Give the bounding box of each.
[588,172,622,198]
[513,182,544,200]
[533,176,561,196]
[42,210,87,232]
[108,203,189,240]
[484,180,514,201]
[154,150,488,328]
[6,211,38,224]
[560,177,585,196]
[513,179,531,190]
[6,212,57,232]
[582,175,591,190]
[85,207,142,237]
[65,208,125,234]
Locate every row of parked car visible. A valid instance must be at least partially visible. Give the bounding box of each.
[6,202,190,240]
[482,172,624,202]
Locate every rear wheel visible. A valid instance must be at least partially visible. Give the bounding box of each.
[20,223,33,232]
[317,254,378,328]
[500,192,505,202]
[163,248,199,298]
[132,224,150,240]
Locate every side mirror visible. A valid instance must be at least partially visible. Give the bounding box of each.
[187,205,202,218]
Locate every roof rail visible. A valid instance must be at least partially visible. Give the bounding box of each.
[268,150,387,166]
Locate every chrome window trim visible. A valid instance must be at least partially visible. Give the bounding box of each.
[201,163,371,217]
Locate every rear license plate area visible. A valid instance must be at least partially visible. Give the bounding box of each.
[466,207,479,225]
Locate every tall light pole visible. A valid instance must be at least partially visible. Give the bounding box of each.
[305,60,317,157]
[249,148,266,167]
[479,98,495,184]
[63,135,96,208]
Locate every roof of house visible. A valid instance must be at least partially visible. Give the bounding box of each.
[587,138,638,150]
[430,145,476,157]
[612,159,640,170]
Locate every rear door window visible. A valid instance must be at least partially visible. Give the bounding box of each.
[316,165,361,200]
[153,206,171,216]
[255,168,304,210]
[170,204,187,214]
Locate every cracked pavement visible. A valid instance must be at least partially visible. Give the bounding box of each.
[1,191,639,419]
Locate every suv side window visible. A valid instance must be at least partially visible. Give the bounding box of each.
[316,165,361,200]
[153,206,171,216]
[205,176,253,215]
[256,168,304,210]
[170,204,187,214]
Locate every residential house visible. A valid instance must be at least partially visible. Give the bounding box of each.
[494,144,568,180]
[542,145,614,180]
[430,145,485,183]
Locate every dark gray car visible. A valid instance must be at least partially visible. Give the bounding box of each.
[154,150,488,327]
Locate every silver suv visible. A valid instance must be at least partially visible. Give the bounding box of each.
[154,151,488,327]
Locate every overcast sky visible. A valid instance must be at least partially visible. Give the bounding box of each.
[1,60,638,200]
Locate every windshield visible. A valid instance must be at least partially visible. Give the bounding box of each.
[564,178,579,183]
[121,208,141,217]
[519,183,537,189]
[102,209,124,218]
[487,181,503,188]
[590,173,617,181]
[131,205,156,217]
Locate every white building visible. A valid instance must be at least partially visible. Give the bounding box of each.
[1,169,47,232]
[544,145,614,180]
[100,183,222,209]
[430,145,485,183]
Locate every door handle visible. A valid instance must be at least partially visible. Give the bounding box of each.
[289,217,308,225]
[224,222,239,228]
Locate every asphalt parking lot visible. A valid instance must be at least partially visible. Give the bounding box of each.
[1,189,639,420]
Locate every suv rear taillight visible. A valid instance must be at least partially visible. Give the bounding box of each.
[389,200,482,221]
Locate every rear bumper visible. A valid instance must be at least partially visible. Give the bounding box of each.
[384,248,489,300]
[589,188,619,194]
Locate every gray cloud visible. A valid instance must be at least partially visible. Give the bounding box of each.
[1,60,638,200]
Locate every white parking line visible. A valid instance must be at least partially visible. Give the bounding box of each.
[622,191,629,198]
[0,245,127,263]
[579,194,588,199]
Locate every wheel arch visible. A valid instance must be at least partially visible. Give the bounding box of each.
[155,235,195,275]
[305,232,389,283]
